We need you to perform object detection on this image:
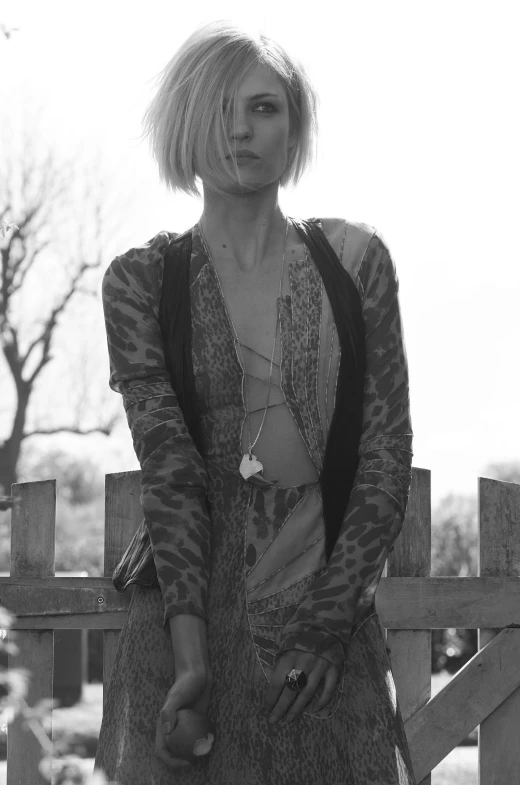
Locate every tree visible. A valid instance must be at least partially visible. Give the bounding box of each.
[19,448,104,507]
[430,492,479,672]
[429,463,520,672]
[0,121,123,495]
[481,461,520,485]
[431,492,478,578]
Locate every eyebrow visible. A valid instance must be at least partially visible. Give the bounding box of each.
[223,92,281,104]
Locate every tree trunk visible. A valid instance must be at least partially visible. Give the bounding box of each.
[0,386,30,495]
[0,442,18,496]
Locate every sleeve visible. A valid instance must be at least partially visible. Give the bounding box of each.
[102,232,212,628]
[275,230,413,669]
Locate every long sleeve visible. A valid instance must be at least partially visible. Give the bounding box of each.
[102,232,212,628]
[276,230,413,669]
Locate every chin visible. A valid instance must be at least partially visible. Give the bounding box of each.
[204,166,281,195]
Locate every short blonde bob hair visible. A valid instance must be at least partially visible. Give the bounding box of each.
[142,20,319,198]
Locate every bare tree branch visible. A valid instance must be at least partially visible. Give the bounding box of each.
[0,24,20,40]
[18,244,103,381]
[0,113,134,491]
[23,413,120,439]
[1,322,25,387]
[10,238,52,295]
[73,286,100,300]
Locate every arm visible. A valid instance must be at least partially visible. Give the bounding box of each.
[276,230,413,669]
[102,233,212,656]
[169,614,210,675]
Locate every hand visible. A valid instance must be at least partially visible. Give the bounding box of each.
[264,649,338,724]
[155,668,213,769]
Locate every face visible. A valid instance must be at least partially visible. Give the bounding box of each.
[205,63,297,194]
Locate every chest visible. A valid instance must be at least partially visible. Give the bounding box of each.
[209,256,293,361]
[190,253,335,471]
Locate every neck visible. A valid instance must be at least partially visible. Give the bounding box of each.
[198,184,288,273]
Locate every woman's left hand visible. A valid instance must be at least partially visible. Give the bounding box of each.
[264,649,339,724]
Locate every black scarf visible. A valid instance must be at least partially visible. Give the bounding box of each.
[159,219,365,562]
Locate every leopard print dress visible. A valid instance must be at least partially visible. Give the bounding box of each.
[94,219,416,784]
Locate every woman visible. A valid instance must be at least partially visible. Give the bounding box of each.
[95,19,416,785]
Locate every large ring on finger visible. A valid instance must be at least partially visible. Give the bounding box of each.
[284,668,308,692]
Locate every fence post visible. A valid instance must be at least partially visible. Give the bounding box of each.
[7,480,55,785]
[102,471,142,705]
[478,477,520,784]
[386,467,432,785]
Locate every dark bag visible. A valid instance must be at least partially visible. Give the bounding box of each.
[112,218,365,592]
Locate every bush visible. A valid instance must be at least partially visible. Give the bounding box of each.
[431,493,478,672]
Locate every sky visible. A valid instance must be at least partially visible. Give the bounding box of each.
[1,0,519,506]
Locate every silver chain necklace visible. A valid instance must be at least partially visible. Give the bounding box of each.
[198,217,289,482]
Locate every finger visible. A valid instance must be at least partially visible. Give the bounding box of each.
[285,665,338,721]
[314,665,339,711]
[264,652,316,711]
[155,746,191,769]
[159,709,178,735]
[281,666,330,722]
[268,658,327,724]
[155,717,191,769]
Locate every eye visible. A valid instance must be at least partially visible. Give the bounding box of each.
[254,102,277,114]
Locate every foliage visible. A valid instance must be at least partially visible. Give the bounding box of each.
[0,499,104,575]
[430,490,479,673]
[0,449,105,574]
[431,493,478,578]
[481,460,520,485]
[0,119,123,495]
[0,605,114,784]
[430,462,520,673]
[53,496,105,574]
[19,448,105,507]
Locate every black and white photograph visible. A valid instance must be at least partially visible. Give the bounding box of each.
[0,2,519,783]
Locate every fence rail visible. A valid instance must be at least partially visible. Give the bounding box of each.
[2,467,520,784]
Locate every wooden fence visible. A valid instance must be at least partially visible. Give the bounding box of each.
[1,467,519,784]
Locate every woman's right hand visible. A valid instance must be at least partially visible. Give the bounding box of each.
[155,668,214,770]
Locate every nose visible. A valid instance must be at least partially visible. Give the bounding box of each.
[228,107,252,142]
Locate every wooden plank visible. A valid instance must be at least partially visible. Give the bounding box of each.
[7,481,55,785]
[405,626,520,782]
[0,580,130,616]
[104,471,142,573]
[9,481,55,579]
[376,575,520,627]
[2,575,520,626]
[386,467,431,785]
[11,612,130,630]
[102,471,142,706]
[479,477,520,784]
[0,576,120,587]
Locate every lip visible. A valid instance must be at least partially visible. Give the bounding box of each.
[226,150,260,159]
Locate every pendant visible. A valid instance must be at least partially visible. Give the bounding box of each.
[239,453,264,479]
[247,472,278,488]
[239,454,278,488]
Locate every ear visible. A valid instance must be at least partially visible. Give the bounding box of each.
[287,127,298,151]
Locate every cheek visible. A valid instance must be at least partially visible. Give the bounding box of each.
[268,125,291,155]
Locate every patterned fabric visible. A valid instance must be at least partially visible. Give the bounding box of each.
[101,234,212,626]
[276,228,413,667]
[95,584,415,785]
[96,216,416,784]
